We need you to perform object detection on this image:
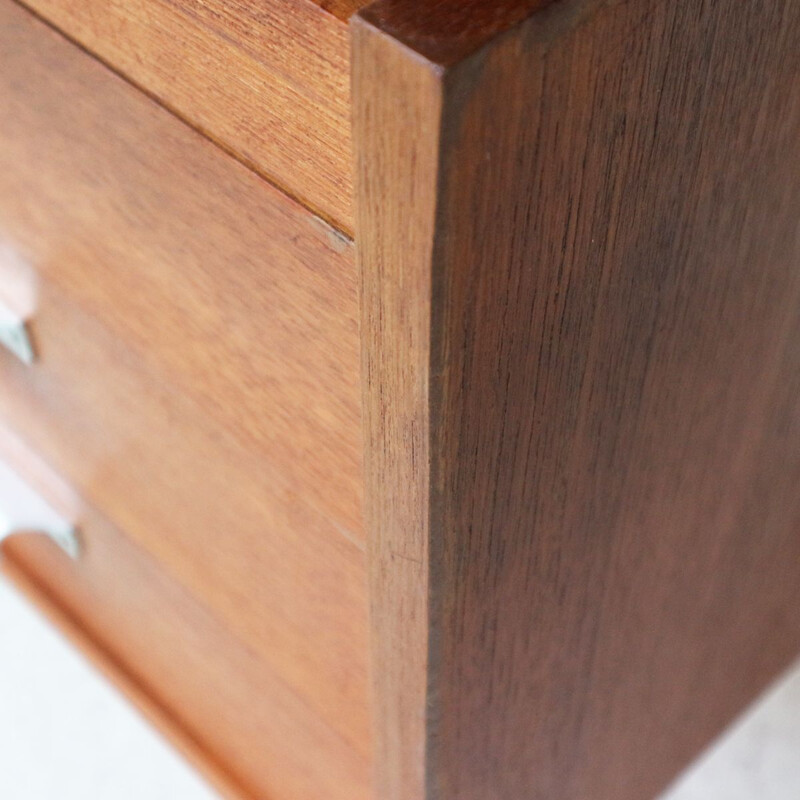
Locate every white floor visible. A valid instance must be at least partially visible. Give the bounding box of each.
[661,662,800,799]
[0,573,798,800]
[0,577,219,800]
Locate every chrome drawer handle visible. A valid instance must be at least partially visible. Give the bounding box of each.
[0,297,34,364]
[0,458,79,558]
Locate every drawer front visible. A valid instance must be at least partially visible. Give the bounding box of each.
[0,0,363,540]
[0,0,370,774]
[24,0,358,231]
[0,425,369,800]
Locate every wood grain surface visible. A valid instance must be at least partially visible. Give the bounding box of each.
[355,1,800,798]
[0,0,370,771]
[19,0,361,231]
[0,0,364,538]
[353,21,442,799]
[0,420,369,800]
[358,0,554,65]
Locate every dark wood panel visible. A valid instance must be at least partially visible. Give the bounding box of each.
[358,0,554,65]
[354,0,800,798]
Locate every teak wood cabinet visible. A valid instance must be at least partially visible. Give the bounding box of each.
[1,0,799,798]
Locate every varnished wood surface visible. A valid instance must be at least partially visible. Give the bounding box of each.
[19,0,361,231]
[0,0,364,539]
[0,423,369,800]
[0,0,370,768]
[352,20,441,799]
[355,1,800,798]
[358,0,554,65]
[0,299,372,762]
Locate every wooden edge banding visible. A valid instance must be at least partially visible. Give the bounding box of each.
[351,13,446,800]
[0,556,253,800]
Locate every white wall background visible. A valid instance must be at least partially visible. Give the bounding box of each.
[0,572,798,799]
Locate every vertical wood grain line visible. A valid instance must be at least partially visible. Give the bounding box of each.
[352,18,444,800]
[356,0,800,798]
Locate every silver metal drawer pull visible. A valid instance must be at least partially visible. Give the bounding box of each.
[0,297,34,364]
[0,458,79,558]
